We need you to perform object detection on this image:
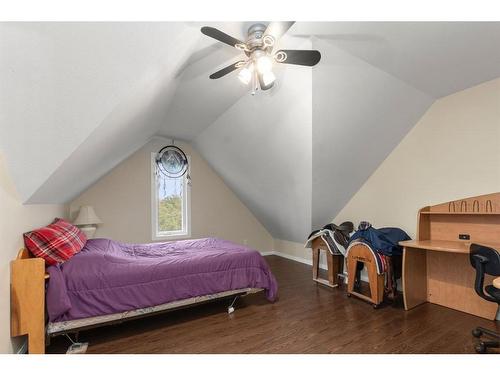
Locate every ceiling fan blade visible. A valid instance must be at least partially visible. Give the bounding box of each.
[275,49,321,66]
[264,21,295,41]
[201,26,245,49]
[209,61,245,79]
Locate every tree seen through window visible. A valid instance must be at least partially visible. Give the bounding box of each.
[157,173,184,233]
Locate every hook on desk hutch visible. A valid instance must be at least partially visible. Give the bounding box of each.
[460,200,467,212]
[473,200,479,213]
[486,200,493,213]
[448,202,456,212]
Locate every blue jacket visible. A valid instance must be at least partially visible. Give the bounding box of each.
[349,225,411,256]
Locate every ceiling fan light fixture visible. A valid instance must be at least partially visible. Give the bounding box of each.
[262,71,276,86]
[238,64,253,85]
[256,55,273,74]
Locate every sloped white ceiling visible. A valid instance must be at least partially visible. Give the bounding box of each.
[292,22,500,98]
[311,39,434,228]
[157,23,251,140]
[2,22,500,243]
[194,36,312,243]
[0,22,201,203]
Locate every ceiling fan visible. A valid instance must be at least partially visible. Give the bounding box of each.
[201,22,321,94]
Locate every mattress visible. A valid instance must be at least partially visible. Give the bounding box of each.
[46,237,278,322]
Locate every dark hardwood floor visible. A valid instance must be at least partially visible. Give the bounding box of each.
[47,255,500,354]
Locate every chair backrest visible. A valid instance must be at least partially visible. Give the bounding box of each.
[469,243,500,276]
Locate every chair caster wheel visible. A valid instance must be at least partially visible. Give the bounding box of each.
[475,342,487,354]
[373,304,379,309]
[346,293,351,298]
[472,328,482,338]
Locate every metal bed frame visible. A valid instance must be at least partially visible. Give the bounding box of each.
[46,288,263,344]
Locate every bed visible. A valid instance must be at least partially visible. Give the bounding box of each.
[10,237,278,353]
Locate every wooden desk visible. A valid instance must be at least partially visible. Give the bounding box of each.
[401,240,498,319]
[401,193,500,320]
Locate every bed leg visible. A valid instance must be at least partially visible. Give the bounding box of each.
[64,333,88,354]
[28,331,45,354]
[228,296,239,314]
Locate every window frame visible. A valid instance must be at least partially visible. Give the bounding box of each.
[151,153,191,241]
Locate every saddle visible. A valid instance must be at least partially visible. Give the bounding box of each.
[322,221,354,249]
[305,221,354,255]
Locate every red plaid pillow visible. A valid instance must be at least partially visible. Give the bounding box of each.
[23,218,87,265]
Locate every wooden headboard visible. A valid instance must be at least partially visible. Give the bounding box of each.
[16,248,33,260]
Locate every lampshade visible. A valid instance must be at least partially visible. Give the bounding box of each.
[73,206,102,226]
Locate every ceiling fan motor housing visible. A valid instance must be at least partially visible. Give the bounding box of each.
[246,23,268,50]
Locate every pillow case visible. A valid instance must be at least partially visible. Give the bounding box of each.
[23,218,87,265]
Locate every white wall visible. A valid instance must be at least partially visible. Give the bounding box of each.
[0,152,66,353]
[333,77,500,237]
[273,239,310,262]
[70,138,273,253]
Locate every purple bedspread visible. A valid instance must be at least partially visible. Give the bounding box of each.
[46,237,278,322]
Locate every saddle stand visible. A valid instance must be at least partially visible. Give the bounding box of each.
[311,237,344,288]
[346,242,384,308]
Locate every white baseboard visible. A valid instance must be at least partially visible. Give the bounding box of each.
[265,250,329,270]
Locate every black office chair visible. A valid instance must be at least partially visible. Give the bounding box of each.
[469,243,500,353]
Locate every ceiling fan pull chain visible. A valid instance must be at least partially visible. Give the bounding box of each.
[251,70,257,96]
